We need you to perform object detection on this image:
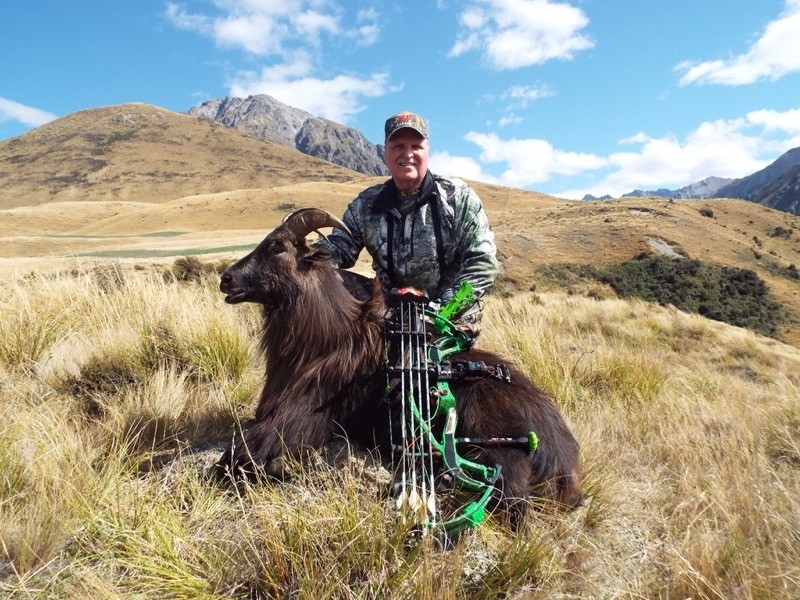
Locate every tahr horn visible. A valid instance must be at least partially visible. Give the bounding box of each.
[282,208,349,239]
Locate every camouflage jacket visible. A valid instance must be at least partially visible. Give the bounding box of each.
[316,171,499,304]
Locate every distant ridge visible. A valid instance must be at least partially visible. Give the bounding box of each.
[613,177,734,200]
[675,176,734,199]
[716,147,800,200]
[742,162,800,215]
[587,147,800,216]
[584,176,733,202]
[188,95,389,177]
[0,102,360,210]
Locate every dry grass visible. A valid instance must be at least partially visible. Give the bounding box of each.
[1,267,798,599]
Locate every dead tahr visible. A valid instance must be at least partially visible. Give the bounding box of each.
[214,208,582,522]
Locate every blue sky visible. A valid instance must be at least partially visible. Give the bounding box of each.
[3,0,800,199]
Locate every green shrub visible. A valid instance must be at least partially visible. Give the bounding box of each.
[769,226,793,238]
[699,207,714,218]
[593,255,788,337]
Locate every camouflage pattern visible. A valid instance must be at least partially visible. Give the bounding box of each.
[384,111,429,142]
[316,172,499,317]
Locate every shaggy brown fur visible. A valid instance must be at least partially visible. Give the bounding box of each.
[214,209,582,515]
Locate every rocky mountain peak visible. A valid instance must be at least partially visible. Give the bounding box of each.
[188,94,388,176]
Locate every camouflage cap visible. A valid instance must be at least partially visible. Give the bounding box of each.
[384,112,428,142]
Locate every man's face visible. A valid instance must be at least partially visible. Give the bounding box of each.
[384,129,429,192]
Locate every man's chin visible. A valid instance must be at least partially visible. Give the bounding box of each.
[393,173,422,191]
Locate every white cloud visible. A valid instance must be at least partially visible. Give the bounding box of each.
[430,151,499,183]
[480,83,554,128]
[229,54,394,123]
[498,114,523,127]
[501,83,554,107]
[213,13,288,54]
[453,109,800,199]
[449,0,594,69]
[164,2,213,34]
[354,8,380,46]
[676,0,800,85]
[746,107,800,134]
[166,1,388,123]
[0,97,57,127]
[556,112,800,198]
[619,131,650,145]
[464,131,607,188]
[165,0,378,56]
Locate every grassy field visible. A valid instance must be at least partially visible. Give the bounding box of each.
[2,265,799,599]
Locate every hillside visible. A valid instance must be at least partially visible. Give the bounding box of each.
[747,162,800,214]
[716,146,800,201]
[0,103,360,209]
[1,102,799,345]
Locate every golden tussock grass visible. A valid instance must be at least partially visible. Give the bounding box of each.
[1,268,799,598]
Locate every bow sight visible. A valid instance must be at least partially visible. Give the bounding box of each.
[384,282,539,539]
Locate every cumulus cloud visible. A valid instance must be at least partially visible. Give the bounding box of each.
[229,54,394,123]
[449,0,594,69]
[165,1,378,55]
[463,131,607,188]
[0,97,57,127]
[430,151,499,183]
[556,110,800,199]
[166,1,389,124]
[167,1,344,54]
[443,108,800,199]
[746,107,800,134]
[676,0,800,85]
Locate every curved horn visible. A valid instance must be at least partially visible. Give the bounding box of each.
[282,208,350,239]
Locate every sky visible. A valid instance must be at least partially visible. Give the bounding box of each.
[3,0,800,199]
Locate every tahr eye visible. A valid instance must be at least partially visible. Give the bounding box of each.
[270,243,286,255]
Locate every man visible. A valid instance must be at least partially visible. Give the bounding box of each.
[317,111,499,338]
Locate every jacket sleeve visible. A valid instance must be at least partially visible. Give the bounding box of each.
[314,198,365,270]
[445,183,499,301]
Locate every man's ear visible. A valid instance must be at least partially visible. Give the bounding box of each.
[303,246,334,263]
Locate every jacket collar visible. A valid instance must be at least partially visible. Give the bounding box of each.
[374,171,436,217]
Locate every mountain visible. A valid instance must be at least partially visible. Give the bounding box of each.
[0,102,360,210]
[615,177,734,201]
[622,188,676,199]
[746,162,800,214]
[188,95,389,177]
[716,147,800,201]
[674,176,734,199]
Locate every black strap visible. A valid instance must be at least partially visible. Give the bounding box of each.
[387,215,395,282]
[428,195,448,276]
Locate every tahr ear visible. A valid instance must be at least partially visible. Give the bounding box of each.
[303,246,334,263]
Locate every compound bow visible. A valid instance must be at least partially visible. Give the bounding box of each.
[384,282,539,539]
